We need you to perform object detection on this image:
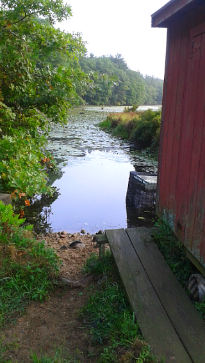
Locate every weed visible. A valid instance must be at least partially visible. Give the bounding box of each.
[0,336,19,363]
[153,220,205,320]
[98,109,161,153]
[83,251,114,275]
[124,105,139,113]
[82,253,160,362]
[30,348,83,363]
[0,202,60,326]
[153,221,196,287]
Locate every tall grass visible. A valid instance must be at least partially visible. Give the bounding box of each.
[99,109,161,151]
[0,201,60,326]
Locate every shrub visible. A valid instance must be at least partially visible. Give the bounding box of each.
[99,109,161,151]
[0,201,60,325]
[131,114,161,148]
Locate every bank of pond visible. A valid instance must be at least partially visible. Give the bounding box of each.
[99,108,161,156]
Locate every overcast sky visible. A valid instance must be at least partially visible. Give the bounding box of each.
[57,0,169,80]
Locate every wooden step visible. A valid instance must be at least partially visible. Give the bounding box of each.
[105,227,205,362]
[127,227,205,363]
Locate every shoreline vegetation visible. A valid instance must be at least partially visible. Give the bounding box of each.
[0,201,162,363]
[99,108,161,158]
[1,200,205,362]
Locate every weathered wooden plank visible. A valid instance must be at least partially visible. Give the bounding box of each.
[168,27,188,222]
[175,13,199,246]
[189,28,205,267]
[164,29,181,218]
[127,227,205,363]
[158,28,176,217]
[152,0,195,28]
[156,26,170,213]
[93,234,109,259]
[184,27,204,257]
[105,229,192,363]
[94,234,109,244]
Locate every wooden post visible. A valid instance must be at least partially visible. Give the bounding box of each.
[93,234,109,260]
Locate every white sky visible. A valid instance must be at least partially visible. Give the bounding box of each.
[57,0,169,80]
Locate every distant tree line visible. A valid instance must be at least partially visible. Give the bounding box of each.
[78,54,163,106]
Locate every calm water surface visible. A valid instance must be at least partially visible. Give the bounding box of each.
[29,106,159,233]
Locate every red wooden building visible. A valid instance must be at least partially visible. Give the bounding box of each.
[152,0,205,274]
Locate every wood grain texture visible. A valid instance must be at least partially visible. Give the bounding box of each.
[94,234,109,244]
[127,227,205,363]
[156,4,205,270]
[105,229,192,363]
[158,28,176,216]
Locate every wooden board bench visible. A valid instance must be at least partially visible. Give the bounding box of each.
[95,227,205,363]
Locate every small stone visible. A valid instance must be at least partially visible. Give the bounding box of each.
[60,234,66,238]
[97,230,104,235]
[61,231,67,235]
[60,245,68,250]
[81,229,86,234]
[69,241,85,249]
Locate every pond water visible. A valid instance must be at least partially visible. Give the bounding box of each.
[27,106,159,234]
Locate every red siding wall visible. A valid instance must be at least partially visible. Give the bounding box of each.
[157,3,205,268]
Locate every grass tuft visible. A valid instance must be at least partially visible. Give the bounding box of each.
[82,252,160,362]
[153,220,205,320]
[0,201,60,326]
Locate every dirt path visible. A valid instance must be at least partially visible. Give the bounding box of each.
[1,232,100,362]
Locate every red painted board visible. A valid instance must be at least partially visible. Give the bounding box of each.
[158,29,176,217]
[175,21,200,248]
[168,30,189,233]
[187,27,205,263]
[165,30,182,219]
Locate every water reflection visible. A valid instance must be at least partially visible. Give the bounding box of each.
[48,151,134,233]
[27,107,158,233]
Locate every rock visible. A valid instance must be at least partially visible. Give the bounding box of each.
[80,229,86,234]
[60,245,68,250]
[59,274,93,288]
[60,231,67,238]
[69,241,85,249]
[97,230,104,235]
[188,274,205,301]
[0,193,12,205]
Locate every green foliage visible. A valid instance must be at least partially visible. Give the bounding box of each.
[0,200,25,227]
[0,131,56,199]
[194,301,205,320]
[153,221,196,287]
[0,0,86,201]
[30,348,83,363]
[0,201,60,326]
[153,221,205,320]
[124,104,139,113]
[82,253,159,362]
[0,336,18,363]
[99,109,161,152]
[131,110,161,149]
[79,54,163,106]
